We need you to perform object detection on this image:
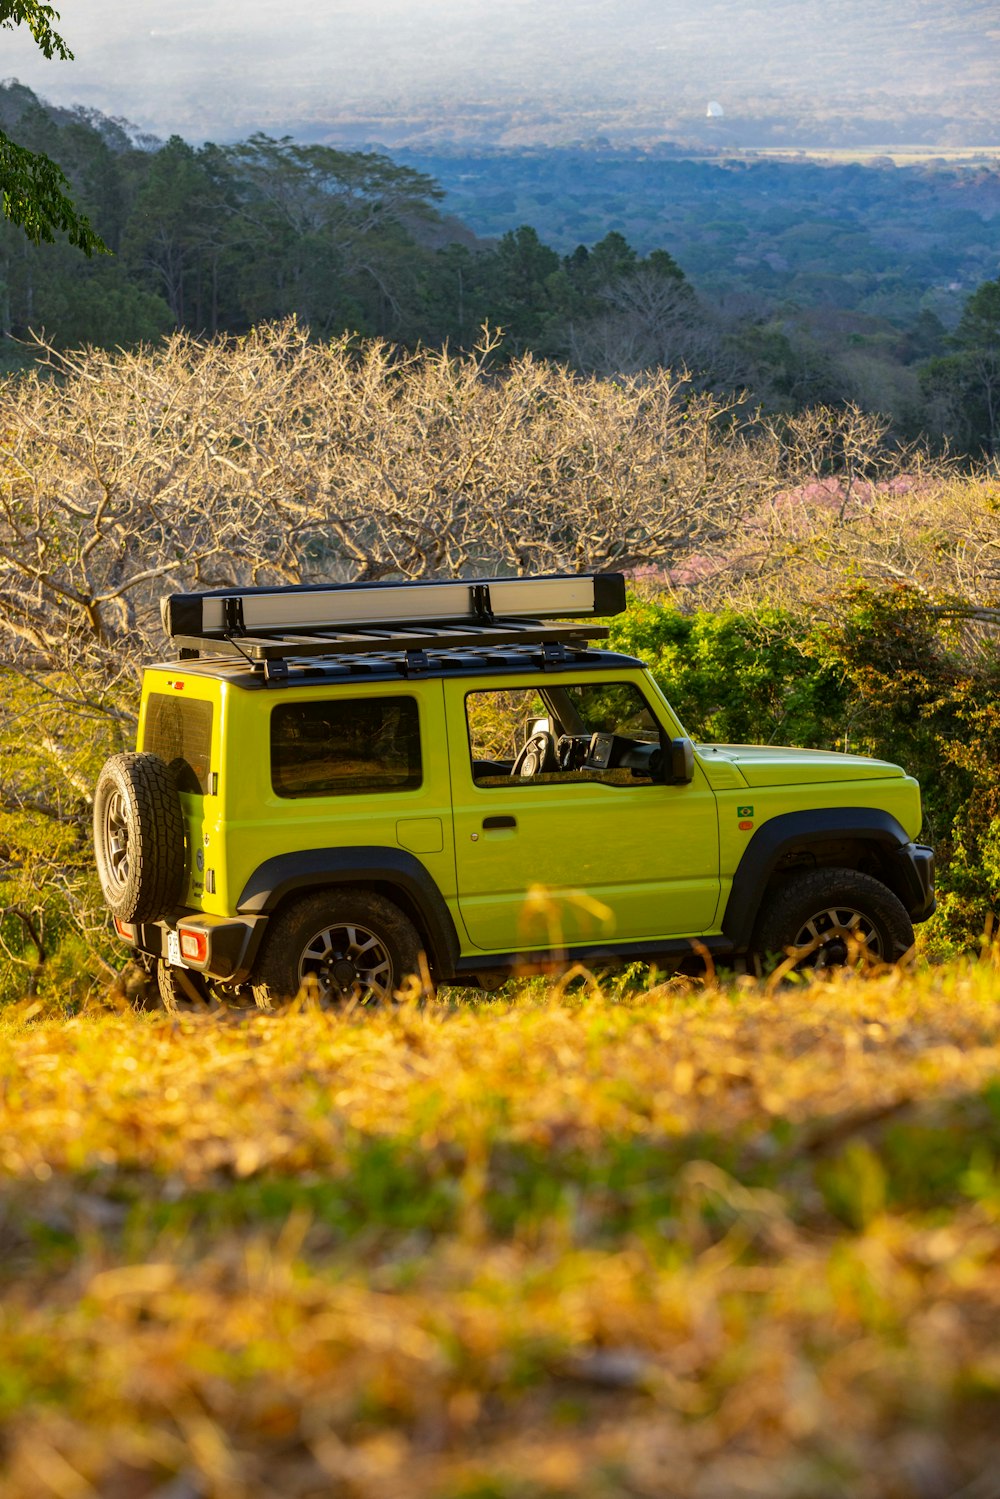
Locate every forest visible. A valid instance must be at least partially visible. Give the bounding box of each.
[3,81,1000,455]
[401,145,1000,320]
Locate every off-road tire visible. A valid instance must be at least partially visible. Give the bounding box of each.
[93,752,185,923]
[155,959,212,1011]
[251,889,424,1008]
[752,866,914,970]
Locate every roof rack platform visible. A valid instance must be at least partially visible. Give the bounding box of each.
[162,573,626,666]
[162,573,625,642]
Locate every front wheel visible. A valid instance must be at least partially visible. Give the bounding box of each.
[751,867,915,970]
[250,890,424,1008]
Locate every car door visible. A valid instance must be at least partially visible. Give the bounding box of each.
[444,673,720,953]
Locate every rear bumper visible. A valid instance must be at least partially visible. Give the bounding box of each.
[891,842,936,924]
[122,913,266,985]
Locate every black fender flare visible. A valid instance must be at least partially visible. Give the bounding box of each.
[236,846,461,979]
[722,808,918,949]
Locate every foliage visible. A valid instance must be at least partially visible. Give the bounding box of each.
[0,674,122,1003]
[3,965,1000,1494]
[0,85,711,371]
[921,276,1000,457]
[0,4,105,252]
[408,145,1000,332]
[609,598,844,747]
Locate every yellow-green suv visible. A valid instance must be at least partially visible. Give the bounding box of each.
[93,574,935,1006]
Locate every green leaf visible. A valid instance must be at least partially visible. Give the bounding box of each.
[0,130,107,253]
[0,0,72,61]
[0,3,108,253]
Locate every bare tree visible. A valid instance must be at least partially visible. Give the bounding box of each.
[0,320,783,720]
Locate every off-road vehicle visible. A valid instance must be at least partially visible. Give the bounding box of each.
[93,573,935,1006]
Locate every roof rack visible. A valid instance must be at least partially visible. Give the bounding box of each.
[161,573,627,667]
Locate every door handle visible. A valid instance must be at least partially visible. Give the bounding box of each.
[482,815,517,830]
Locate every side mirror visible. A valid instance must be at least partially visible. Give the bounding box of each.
[652,735,694,784]
[669,736,695,785]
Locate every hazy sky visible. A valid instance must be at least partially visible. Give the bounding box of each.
[2,1,997,145]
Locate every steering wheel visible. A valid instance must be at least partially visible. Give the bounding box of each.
[511,731,558,778]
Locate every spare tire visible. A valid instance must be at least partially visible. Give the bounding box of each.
[93,752,185,922]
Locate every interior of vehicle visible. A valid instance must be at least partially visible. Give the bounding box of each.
[467,681,666,787]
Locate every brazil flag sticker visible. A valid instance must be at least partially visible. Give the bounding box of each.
[737,805,754,818]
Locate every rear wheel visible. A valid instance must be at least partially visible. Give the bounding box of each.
[752,867,914,970]
[251,890,424,1008]
[156,959,211,1011]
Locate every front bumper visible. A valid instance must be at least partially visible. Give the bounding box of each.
[891,842,936,924]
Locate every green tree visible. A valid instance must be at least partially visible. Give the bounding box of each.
[547,234,709,378]
[955,277,1000,455]
[0,1,105,252]
[483,226,561,350]
[212,134,442,336]
[0,84,166,345]
[418,243,493,348]
[123,137,230,330]
[920,277,1000,456]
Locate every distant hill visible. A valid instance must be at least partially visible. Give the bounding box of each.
[1,0,997,149]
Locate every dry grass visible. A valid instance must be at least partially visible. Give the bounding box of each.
[745,147,1000,166]
[2,964,1000,1497]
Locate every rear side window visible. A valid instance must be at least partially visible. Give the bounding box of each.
[271,697,422,798]
[143,693,214,795]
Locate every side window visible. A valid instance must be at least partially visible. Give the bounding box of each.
[466,682,663,788]
[466,688,548,771]
[271,696,421,798]
[143,693,214,795]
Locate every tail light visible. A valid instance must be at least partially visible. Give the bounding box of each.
[178,927,209,964]
[113,917,136,942]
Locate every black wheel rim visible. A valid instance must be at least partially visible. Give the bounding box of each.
[792,905,882,966]
[297,921,395,1003]
[103,788,131,890]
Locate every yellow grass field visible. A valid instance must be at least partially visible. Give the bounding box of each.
[731,146,1000,167]
[2,964,1000,1498]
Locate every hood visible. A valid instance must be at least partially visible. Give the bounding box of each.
[698,743,906,788]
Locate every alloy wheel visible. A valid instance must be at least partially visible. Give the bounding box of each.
[791,905,882,965]
[103,789,131,890]
[297,921,395,1003]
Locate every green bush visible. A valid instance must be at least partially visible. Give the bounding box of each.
[0,674,126,1004]
[609,597,845,747]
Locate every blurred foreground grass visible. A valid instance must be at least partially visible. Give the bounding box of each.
[2,964,1000,1498]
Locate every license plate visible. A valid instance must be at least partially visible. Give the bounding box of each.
[166,930,187,968]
